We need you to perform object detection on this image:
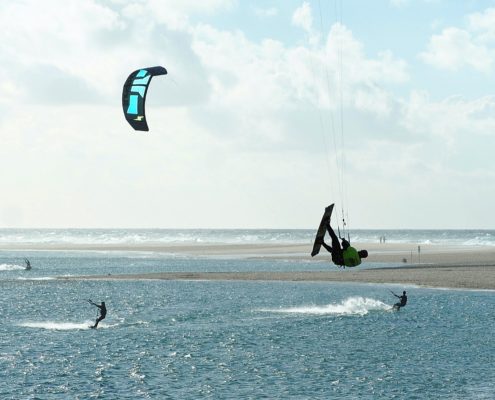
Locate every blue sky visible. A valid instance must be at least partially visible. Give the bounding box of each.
[0,0,494,229]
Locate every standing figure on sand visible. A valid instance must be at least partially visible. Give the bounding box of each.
[88,300,107,329]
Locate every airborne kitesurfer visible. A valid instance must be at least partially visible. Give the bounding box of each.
[88,300,107,329]
[392,290,407,310]
[319,219,368,268]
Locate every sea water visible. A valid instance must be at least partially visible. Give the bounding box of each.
[0,230,494,399]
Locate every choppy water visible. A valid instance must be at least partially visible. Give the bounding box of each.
[0,230,494,398]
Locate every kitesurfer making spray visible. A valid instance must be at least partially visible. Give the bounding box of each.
[391,290,407,310]
[320,219,368,268]
[88,300,106,329]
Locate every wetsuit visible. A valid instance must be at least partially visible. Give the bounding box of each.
[91,302,107,329]
[322,223,361,267]
[393,293,407,310]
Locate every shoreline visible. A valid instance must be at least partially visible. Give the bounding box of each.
[3,241,494,289]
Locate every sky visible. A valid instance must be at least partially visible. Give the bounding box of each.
[1,0,494,229]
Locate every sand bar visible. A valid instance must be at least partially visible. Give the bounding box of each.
[59,265,495,290]
[3,241,495,264]
[4,241,494,289]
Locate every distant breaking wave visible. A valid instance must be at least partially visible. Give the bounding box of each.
[0,228,313,245]
[0,228,494,246]
[260,297,392,316]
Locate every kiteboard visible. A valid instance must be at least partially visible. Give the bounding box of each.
[311,204,334,257]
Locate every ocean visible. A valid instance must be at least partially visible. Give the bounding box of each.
[0,229,494,399]
[1,228,495,246]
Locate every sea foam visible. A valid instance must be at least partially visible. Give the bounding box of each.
[0,263,25,271]
[260,296,392,316]
[18,321,111,330]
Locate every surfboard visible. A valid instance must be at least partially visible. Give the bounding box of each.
[311,204,334,257]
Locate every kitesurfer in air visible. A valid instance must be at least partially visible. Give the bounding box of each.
[319,219,368,268]
[88,300,107,329]
[391,290,407,310]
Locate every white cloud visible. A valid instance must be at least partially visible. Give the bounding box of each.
[420,8,495,72]
[292,2,313,33]
[191,20,409,127]
[468,7,495,42]
[401,91,495,145]
[144,0,236,30]
[420,27,493,72]
[0,0,126,103]
[322,25,408,116]
[1,0,494,228]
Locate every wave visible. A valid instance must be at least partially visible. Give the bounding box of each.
[1,228,494,247]
[260,296,392,316]
[0,263,25,271]
[19,321,114,330]
[0,228,314,245]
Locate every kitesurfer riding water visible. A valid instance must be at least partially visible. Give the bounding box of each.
[391,290,407,310]
[319,219,368,268]
[24,258,31,270]
[88,300,106,329]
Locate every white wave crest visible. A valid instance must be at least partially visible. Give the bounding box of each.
[0,263,25,271]
[19,321,112,330]
[261,297,392,316]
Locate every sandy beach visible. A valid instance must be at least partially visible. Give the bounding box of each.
[28,241,495,290]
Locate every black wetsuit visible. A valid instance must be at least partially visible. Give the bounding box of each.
[321,223,349,266]
[393,294,407,310]
[91,303,107,329]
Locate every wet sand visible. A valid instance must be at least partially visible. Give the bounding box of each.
[37,241,495,290]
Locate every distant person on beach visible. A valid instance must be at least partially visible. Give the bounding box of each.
[319,220,368,268]
[392,290,407,310]
[24,258,31,270]
[88,300,107,329]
